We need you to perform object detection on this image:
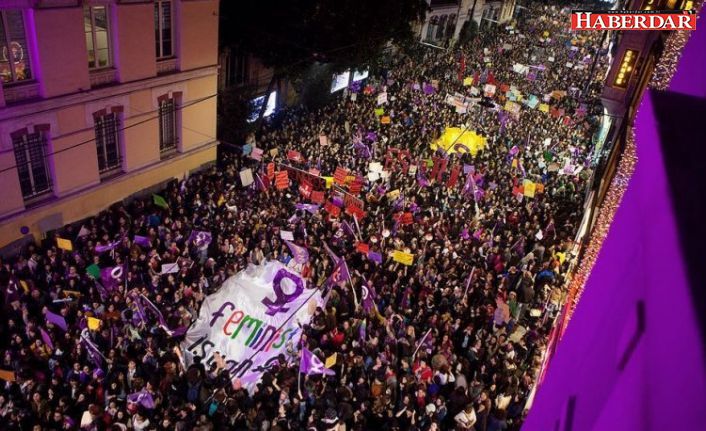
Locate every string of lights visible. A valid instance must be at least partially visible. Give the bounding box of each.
[650,1,703,90]
[562,2,704,326]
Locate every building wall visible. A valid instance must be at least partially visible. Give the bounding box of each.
[0,0,219,248]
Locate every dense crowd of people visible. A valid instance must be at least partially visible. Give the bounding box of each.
[0,3,609,430]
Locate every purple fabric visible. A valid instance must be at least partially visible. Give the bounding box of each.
[295,203,321,214]
[40,327,53,349]
[367,251,383,264]
[95,239,121,254]
[100,265,124,292]
[46,311,67,332]
[133,235,151,248]
[463,164,475,175]
[423,83,436,94]
[361,284,377,314]
[128,389,156,409]
[188,230,212,250]
[300,347,335,376]
[332,196,344,208]
[285,240,310,265]
[509,145,520,156]
[341,221,355,237]
[80,331,104,367]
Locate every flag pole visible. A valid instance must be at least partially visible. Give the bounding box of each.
[412,328,433,362]
[463,267,476,299]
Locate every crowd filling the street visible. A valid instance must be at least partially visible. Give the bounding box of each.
[0,3,610,431]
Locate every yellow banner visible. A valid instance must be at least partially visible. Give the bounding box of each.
[87,317,101,331]
[430,127,487,157]
[325,353,337,368]
[392,250,414,266]
[523,180,536,198]
[56,238,73,251]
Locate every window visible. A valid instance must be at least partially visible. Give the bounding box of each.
[0,10,32,84]
[155,0,173,58]
[94,113,121,173]
[425,16,439,41]
[446,14,456,39]
[436,15,448,40]
[159,98,177,153]
[84,5,111,69]
[12,130,51,200]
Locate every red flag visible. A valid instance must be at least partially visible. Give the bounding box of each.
[275,171,289,190]
[324,201,341,217]
[447,165,460,188]
[349,178,363,194]
[487,71,496,86]
[401,212,414,225]
[346,205,366,219]
[267,163,275,180]
[473,71,480,85]
[458,53,466,81]
[356,242,370,254]
[299,180,313,198]
[287,150,304,162]
[310,190,325,204]
[309,168,320,177]
[333,167,349,185]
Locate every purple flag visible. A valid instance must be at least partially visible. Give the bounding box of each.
[45,311,67,332]
[332,195,344,208]
[423,83,436,94]
[365,131,377,142]
[95,239,121,254]
[40,327,54,349]
[367,251,383,264]
[463,164,475,175]
[295,203,320,214]
[325,258,350,288]
[460,229,470,240]
[323,242,341,264]
[462,172,476,196]
[80,330,104,367]
[133,235,151,248]
[188,230,212,251]
[285,240,310,265]
[128,389,156,409]
[341,221,355,237]
[361,284,377,314]
[300,347,335,376]
[100,265,124,292]
[416,170,429,188]
[509,145,520,156]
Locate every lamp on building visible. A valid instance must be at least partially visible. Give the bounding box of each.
[613,49,638,89]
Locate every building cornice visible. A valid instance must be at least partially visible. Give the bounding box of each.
[0,65,217,122]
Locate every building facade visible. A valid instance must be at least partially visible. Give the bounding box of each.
[420,0,517,45]
[0,0,219,249]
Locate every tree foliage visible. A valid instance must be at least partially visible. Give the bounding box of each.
[220,0,428,77]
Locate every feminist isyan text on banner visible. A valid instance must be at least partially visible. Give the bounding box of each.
[181,261,321,389]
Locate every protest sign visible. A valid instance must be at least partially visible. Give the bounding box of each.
[56,238,73,252]
[483,84,496,97]
[377,92,388,105]
[240,169,254,187]
[181,262,320,389]
[392,250,414,266]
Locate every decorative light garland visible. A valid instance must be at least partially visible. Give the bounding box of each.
[651,2,703,90]
[565,130,637,321]
[563,3,703,325]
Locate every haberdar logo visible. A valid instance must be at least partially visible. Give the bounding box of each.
[571,10,697,31]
